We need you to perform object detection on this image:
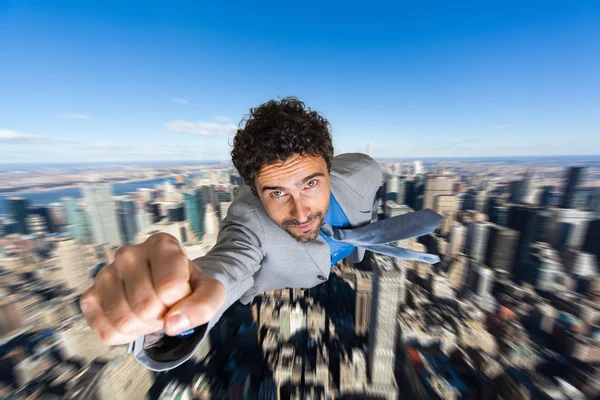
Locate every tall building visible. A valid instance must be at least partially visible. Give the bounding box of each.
[355,271,373,337]
[203,203,219,236]
[561,167,584,209]
[367,252,402,395]
[202,185,217,211]
[62,197,79,238]
[506,205,541,271]
[485,225,519,272]
[458,192,475,211]
[117,198,138,244]
[474,190,488,213]
[216,187,233,220]
[385,202,412,219]
[27,206,56,233]
[219,201,232,222]
[433,194,458,217]
[412,160,423,175]
[385,175,400,204]
[583,220,600,264]
[9,197,29,234]
[49,236,94,295]
[184,188,205,240]
[540,186,561,207]
[167,203,186,222]
[423,174,455,210]
[465,221,490,263]
[83,185,122,246]
[26,214,47,235]
[447,223,466,258]
[76,208,93,243]
[549,208,594,249]
[136,210,153,233]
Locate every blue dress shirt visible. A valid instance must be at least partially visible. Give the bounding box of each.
[319,191,356,267]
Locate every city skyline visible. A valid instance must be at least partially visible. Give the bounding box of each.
[1,1,600,163]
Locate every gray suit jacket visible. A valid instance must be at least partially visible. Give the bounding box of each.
[133,153,382,370]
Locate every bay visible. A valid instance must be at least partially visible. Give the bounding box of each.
[0,177,171,215]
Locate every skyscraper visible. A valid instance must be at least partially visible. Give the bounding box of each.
[385,175,400,204]
[117,198,138,244]
[184,188,205,240]
[83,185,122,246]
[9,197,29,235]
[561,167,584,209]
[62,197,79,237]
[433,194,458,217]
[485,224,519,272]
[27,206,56,233]
[367,252,402,394]
[507,205,541,271]
[549,208,594,249]
[465,221,491,263]
[355,271,372,337]
[583,220,600,264]
[447,223,466,258]
[423,174,455,210]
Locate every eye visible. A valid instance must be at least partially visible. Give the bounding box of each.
[306,179,318,189]
[271,190,285,198]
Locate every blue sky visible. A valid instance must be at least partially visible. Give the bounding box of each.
[1,1,599,163]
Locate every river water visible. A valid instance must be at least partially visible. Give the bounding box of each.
[0,177,171,215]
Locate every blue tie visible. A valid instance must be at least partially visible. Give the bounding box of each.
[321,209,442,264]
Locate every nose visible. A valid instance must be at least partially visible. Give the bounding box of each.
[290,199,311,224]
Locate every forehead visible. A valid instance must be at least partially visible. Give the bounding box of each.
[256,154,327,187]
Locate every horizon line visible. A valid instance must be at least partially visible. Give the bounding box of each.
[1,153,600,166]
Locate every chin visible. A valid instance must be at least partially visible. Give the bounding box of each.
[285,225,322,243]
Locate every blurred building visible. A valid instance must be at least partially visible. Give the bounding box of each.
[561,167,584,209]
[423,174,455,210]
[83,185,121,246]
[485,224,519,273]
[183,188,206,241]
[8,197,29,235]
[366,252,401,398]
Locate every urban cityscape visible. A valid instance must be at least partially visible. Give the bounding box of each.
[0,152,599,399]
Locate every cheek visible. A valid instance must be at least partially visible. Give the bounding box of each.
[264,202,288,224]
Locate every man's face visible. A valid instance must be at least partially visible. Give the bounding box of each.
[255,153,330,243]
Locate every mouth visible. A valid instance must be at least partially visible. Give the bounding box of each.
[293,219,316,232]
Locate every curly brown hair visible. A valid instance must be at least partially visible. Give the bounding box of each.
[231,97,334,196]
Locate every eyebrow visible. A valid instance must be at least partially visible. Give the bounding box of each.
[261,172,326,194]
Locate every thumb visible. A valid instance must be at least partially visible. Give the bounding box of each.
[163,261,226,336]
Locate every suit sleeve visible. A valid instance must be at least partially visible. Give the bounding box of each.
[193,199,266,328]
[133,199,266,371]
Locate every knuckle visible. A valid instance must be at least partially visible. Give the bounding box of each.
[80,290,97,312]
[98,329,117,345]
[156,279,189,304]
[155,233,182,251]
[114,245,136,265]
[132,297,162,320]
[114,314,137,333]
[95,265,114,283]
[157,278,185,296]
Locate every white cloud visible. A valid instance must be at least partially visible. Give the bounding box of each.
[165,120,238,136]
[214,116,232,122]
[61,113,91,120]
[0,129,86,146]
[0,129,44,141]
[493,124,513,130]
[172,98,190,105]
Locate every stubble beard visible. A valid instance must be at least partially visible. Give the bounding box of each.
[283,211,326,243]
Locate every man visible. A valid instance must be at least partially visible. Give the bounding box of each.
[80,97,441,371]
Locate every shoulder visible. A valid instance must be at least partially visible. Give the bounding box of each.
[331,153,382,186]
[222,186,265,233]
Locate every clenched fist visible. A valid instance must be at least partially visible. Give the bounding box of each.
[80,233,226,345]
